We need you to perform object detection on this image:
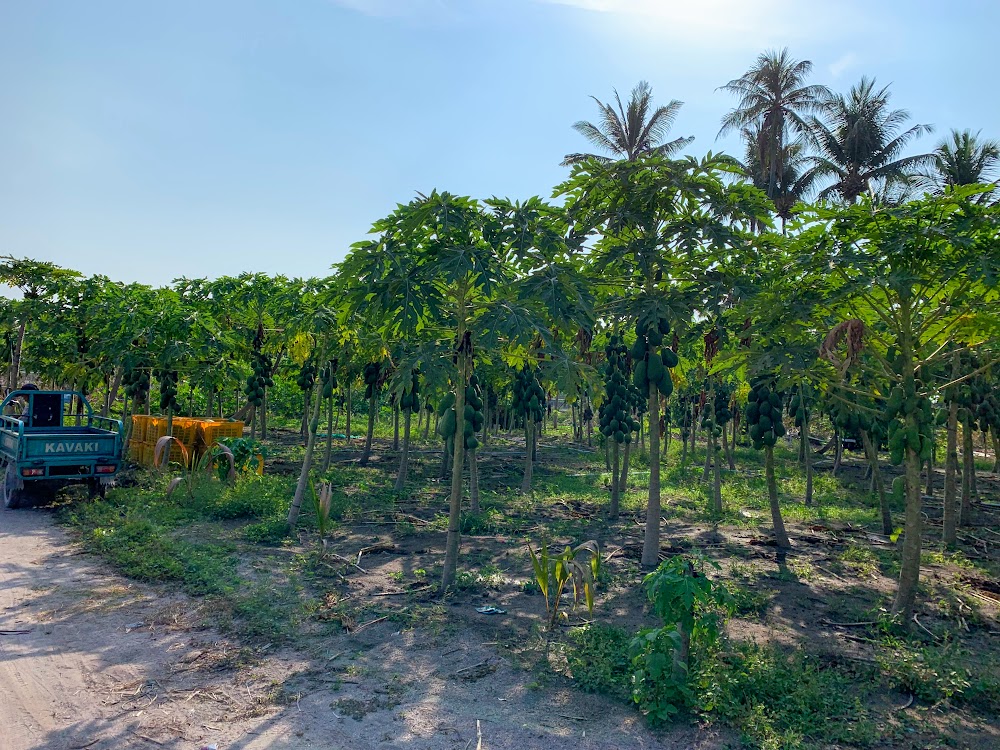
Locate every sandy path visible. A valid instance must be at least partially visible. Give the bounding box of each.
[0,508,729,750]
[0,507,321,750]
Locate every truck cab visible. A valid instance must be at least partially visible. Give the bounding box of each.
[0,390,124,508]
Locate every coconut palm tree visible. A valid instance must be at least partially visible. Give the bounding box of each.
[561,81,693,165]
[718,48,829,200]
[928,129,1000,193]
[807,77,933,203]
[738,126,818,232]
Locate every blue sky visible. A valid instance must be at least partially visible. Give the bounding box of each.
[1,0,997,285]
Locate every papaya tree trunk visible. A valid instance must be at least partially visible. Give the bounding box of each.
[392,405,400,451]
[260,388,268,439]
[609,439,620,519]
[345,382,352,444]
[521,420,534,494]
[619,438,631,495]
[360,392,377,466]
[991,431,999,474]
[323,391,334,471]
[394,408,412,493]
[943,398,959,547]
[641,379,662,568]
[604,439,611,471]
[891,311,923,624]
[832,430,843,476]
[765,446,790,549]
[442,331,470,590]
[423,407,432,442]
[10,317,26,391]
[469,447,480,514]
[861,429,890,535]
[288,381,324,529]
[960,414,974,526]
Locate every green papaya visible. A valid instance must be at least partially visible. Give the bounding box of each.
[658,371,674,397]
[648,330,664,347]
[919,437,933,462]
[466,436,479,451]
[614,430,625,443]
[886,387,903,414]
[437,393,456,416]
[759,414,772,431]
[630,339,647,361]
[440,409,457,438]
[662,349,679,368]
[464,421,474,438]
[647,352,664,383]
[763,431,777,447]
[634,360,648,389]
[657,318,670,335]
[464,404,476,421]
[750,423,763,441]
[768,392,781,409]
[891,476,905,500]
[774,421,786,438]
[747,402,760,423]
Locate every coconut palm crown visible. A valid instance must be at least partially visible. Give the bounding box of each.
[808,77,933,203]
[561,81,693,166]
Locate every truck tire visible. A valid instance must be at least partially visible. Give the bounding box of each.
[3,465,26,509]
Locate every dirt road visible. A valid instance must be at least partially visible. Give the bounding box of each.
[0,508,725,750]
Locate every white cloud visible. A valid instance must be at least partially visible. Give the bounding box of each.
[535,0,844,48]
[828,51,859,79]
[326,0,447,17]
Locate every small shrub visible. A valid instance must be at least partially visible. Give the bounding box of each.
[876,637,975,704]
[565,624,631,701]
[208,476,289,520]
[244,517,291,545]
[696,644,877,749]
[630,555,731,724]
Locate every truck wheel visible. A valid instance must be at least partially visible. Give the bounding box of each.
[3,465,26,509]
[87,479,107,500]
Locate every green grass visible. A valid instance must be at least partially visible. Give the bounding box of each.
[697,644,881,750]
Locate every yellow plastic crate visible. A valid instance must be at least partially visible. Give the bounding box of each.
[128,439,147,462]
[145,417,168,444]
[198,420,245,449]
[131,415,149,443]
[170,418,199,448]
[149,438,192,468]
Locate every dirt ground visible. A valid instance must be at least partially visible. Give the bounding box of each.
[0,506,732,750]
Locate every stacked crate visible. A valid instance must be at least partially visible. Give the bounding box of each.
[196,419,245,456]
[128,415,150,465]
[130,416,243,467]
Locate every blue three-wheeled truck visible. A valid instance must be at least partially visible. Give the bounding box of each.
[0,389,124,508]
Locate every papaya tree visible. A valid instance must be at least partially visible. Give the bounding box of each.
[0,256,80,390]
[560,153,771,566]
[341,192,589,589]
[802,188,1000,621]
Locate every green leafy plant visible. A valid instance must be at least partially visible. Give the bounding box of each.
[565,624,632,701]
[310,480,334,552]
[630,554,731,724]
[154,436,235,499]
[218,436,267,480]
[527,539,601,631]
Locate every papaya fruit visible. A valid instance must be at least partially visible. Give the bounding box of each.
[658,372,673,397]
[647,352,664,383]
[437,393,456,416]
[662,348,679,368]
